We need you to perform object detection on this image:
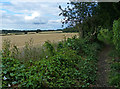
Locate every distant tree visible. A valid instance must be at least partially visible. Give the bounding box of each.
[36,29,42,33]
[24,31,28,34]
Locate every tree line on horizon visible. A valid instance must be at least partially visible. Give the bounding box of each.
[1,29,63,34]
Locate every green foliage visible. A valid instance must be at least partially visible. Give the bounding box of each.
[2,39,11,57]
[109,74,120,88]
[11,45,19,59]
[2,57,25,88]
[109,62,120,88]
[42,48,82,87]
[113,18,120,56]
[108,18,120,88]
[2,47,98,88]
[2,39,56,62]
[2,36,101,88]
[111,62,120,71]
[59,2,97,26]
[59,2,120,38]
[2,57,45,88]
[23,38,34,61]
[57,36,86,54]
[97,28,113,44]
[62,27,79,33]
[57,36,101,57]
[43,41,55,56]
[98,2,120,30]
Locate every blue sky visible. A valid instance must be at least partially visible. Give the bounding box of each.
[0,0,70,30]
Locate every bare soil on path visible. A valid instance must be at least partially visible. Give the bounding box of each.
[96,45,112,87]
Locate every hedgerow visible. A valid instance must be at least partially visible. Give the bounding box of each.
[2,36,101,88]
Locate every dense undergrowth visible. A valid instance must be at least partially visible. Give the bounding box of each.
[2,35,102,88]
[1,18,120,88]
[108,18,120,88]
[97,18,120,88]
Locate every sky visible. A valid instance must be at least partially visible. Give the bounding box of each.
[0,0,70,30]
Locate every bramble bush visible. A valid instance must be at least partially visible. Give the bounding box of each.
[2,48,98,88]
[57,36,101,57]
[2,35,101,88]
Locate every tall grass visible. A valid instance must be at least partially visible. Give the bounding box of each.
[2,38,60,63]
[2,35,77,63]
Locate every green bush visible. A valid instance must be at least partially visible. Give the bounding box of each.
[58,36,101,57]
[58,36,88,55]
[97,28,113,44]
[2,39,11,57]
[109,74,120,88]
[2,47,98,88]
[108,18,120,88]
[2,58,25,88]
[2,35,101,88]
[111,62,120,70]
[109,62,120,88]
[43,41,55,56]
[113,18,120,57]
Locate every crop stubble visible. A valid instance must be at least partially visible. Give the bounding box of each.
[1,33,78,48]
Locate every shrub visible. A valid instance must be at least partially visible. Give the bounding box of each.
[60,36,87,55]
[111,62,120,71]
[109,62,120,88]
[2,58,25,88]
[108,18,120,88]
[43,41,55,56]
[58,36,101,57]
[113,18,120,57]
[97,28,113,44]
[2,39,11,57]
[2,35,101,88]
[2,47,98,88]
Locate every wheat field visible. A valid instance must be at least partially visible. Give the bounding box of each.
[1,32,78,49]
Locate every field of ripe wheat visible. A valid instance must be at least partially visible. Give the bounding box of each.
[1,32,78,48]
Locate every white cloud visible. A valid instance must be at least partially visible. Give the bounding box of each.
[1,1,68,30]
[0,10,6,13]
[25,11,40,20]
[48,19,61,23]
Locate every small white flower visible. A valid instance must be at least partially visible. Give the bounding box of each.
[46,56,48,58]
[8,84,11,87]
[3,76,7,80]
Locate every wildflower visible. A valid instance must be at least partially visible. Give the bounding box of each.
[46,56,48,58]
[3,76,7,80]
[8,84,11,87]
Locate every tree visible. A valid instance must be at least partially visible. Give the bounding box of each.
[24,31,27,34]
[36,29,42,33]
[59,2,98,37]
[59,2,120,38]
[97,2,120,30]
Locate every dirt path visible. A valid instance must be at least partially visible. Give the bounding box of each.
[96,45,111,87]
